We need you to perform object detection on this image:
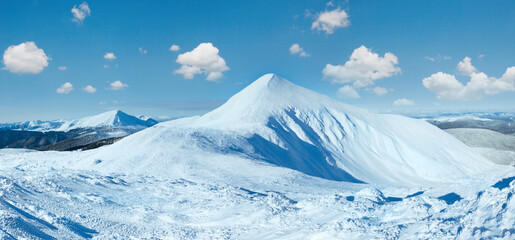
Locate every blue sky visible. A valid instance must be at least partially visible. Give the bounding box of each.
[1,0,514,122]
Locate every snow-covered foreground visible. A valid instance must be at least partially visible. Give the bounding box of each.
[1,74,514,239]
[0,150,513,239]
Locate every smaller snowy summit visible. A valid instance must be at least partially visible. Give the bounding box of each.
[0,110,158,132]
[55,110,158,132]
[0,110,158,151]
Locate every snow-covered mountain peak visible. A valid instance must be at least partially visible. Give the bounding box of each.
[245,73,293,91]
[199,74,359,126]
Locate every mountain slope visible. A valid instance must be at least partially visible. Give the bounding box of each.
[90,74,498,186]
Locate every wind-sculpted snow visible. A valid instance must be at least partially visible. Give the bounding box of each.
[0,167,513,239]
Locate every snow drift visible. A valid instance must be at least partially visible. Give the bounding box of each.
[92,74,497,186]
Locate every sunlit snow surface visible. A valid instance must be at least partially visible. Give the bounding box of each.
[0,74,514,239]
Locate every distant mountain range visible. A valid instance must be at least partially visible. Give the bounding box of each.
[0,110,158,132]
[425,115,515,134]
[0,110,158,150]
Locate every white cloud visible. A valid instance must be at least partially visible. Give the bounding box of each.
[2,41,49,74]
[337,85,360,99]
[323,45,401,88]
[103,64,109,69]
[109,80,128,90]
[138,47,148,54]
[83,85,97,93]
[289,44,303,54]
[174,43,229,81]
[169,44,180,52]
[104,52,116,61]
[456,57,477,76]
[311,8,350,34]
[393,98,414,106]
[71,2,91,24]
[299,52,310,57]
[422,57,515,100]
[289,43,310,57]
[58,66,67,71]
[478,54,485,58]
[98,101,107,105]
[371,87,388,96]
[425,54,451,62]
[56,82,73,94]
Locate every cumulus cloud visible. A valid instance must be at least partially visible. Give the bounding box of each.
[371,87,388,96]
[422,57,515,100]
[289,44,302,54]
[456,57,477,76]
[138,47,147,54]
[2,41,49,74]
[71,2,91,24]
[174,43,229,81]
[109,80,128,90]
[83,85,97,93]
[337,85,360,99]
[311,8,350,34]
[393,98,414,106]
[289,43,310,57]
[104,52,116,60]
[56,82,74,94]
[323,45,401,88]
[169,44,180,52]
[58,66,67,71]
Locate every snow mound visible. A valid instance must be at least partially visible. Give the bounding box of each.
[90,74,499,186]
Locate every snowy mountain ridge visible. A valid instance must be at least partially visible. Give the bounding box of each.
[55,110,157,132]
[0,110,157,132]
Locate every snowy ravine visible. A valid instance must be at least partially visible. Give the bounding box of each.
[0,74,514,239]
